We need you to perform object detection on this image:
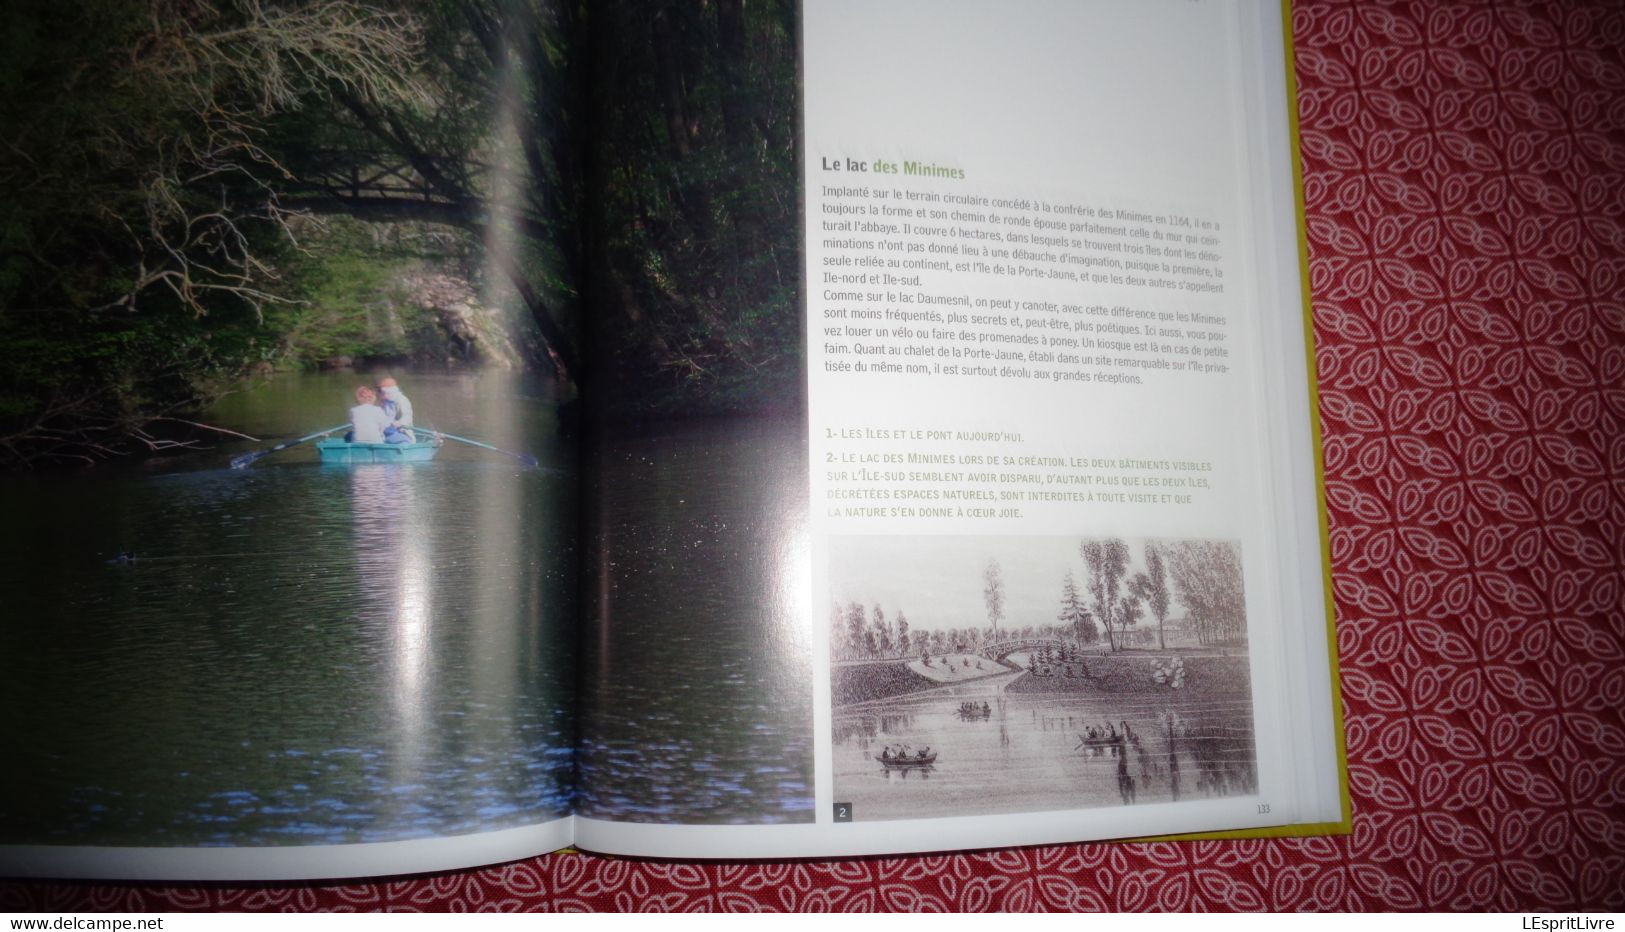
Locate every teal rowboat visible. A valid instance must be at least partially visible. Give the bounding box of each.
[315,438,440,464]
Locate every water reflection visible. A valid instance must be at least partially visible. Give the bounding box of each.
[347,464,434,824]
[832,681,1256,822]
[577,416,814,824]
[881,765,934,782]
[0,370,576,847]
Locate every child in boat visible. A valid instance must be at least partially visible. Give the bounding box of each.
[377,376,416,441]
[347,386,397,444]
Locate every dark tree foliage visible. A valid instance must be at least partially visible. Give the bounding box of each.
[1130,543,1172,650]
[584,0,801,417]
[1,0,803,467]
[0,0,427,466]
[1081,538,1131,651]
[846,601,866,660]
[1167,540,1247,646]
[1058,570,1097,645]
[268,0,590,382]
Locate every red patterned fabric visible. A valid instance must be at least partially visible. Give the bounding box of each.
[4,0,1623,912]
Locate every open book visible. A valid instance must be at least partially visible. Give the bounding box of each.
[0,0,1348,880]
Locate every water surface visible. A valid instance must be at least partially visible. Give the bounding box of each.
[833,659,1255,822]
[0,370,577,846]
[578,416,815,824]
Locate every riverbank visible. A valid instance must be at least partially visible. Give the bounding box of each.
[834,648,1251,707]
[832,662,940,706]
[906,652,1011,684]
[833,653,1022,707]
[1004,650,1250,698]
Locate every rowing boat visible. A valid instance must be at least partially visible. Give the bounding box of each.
[315,438,440,464]
[876,752,937,768]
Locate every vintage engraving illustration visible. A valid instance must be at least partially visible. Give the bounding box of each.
[831,535,1256,822]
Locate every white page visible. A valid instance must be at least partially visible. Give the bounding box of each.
[578,0,1340,859]
[0,820,573,882]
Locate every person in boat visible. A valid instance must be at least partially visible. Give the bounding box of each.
[917,746,931,760]
[377,376,416,441]
[881,747,894,761]
[346,386,401,444]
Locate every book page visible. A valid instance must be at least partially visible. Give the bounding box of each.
[0,1,584,878]
[579,0,1341,858]
[571,0,817,831]
[802,0,1338,850]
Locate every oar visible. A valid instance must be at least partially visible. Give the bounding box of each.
[230,424,348,469]
[431,430,538,467]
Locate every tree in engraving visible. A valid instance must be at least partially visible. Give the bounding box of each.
[983,558,1005,636]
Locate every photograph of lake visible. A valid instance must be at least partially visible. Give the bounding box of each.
[829,534,1256,822]
[0,371,578,847]
[0,0,810,847]
[570,0,811,826]
[575,416,816,825]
